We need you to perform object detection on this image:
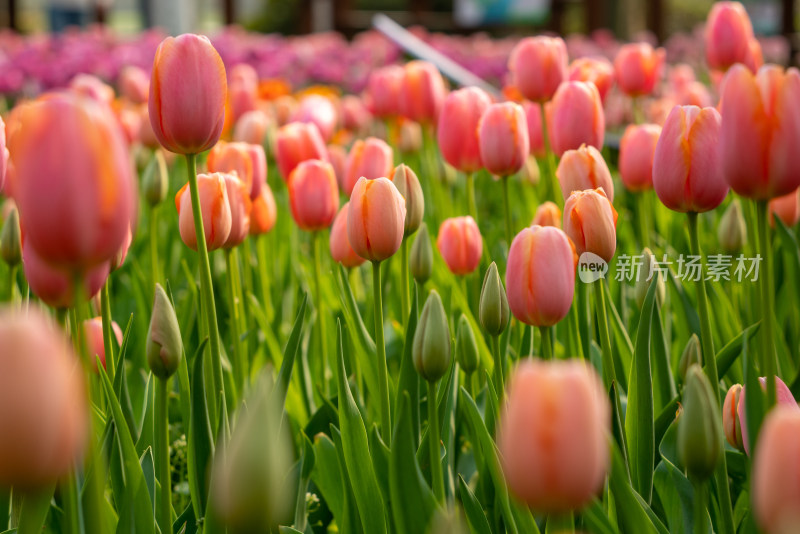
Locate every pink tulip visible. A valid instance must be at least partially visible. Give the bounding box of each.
[221,174,252,249]
[723,384,744,451]
[347,177,406,262]
[110,226,133,273]
[175,173,232,251]
[343,137,394,196]
[720,65,800,200]
[329,202,365,268]
[287,159,339,232]
[69,74,115,107]
[547,81,605,156]
[557,145,614,202]
[275,122,328,182]
[563,188,618,263]
[436,216,482,276]
[149,34,227,154]
[207,141,258,199]
[613,43,665,97]
[653,105,727,212]
[340,95,372,133]
[770,188,800,228]
[118,65,149,105]
[249,183,277,236]
[437,87,492,173]
[0,115,7,194]
[508,36,569,103]
[619,123,661,192]
[83,316,123,371]
[478,102,529,176]
[227,63,258,123]
[365,65,404,118]
[233,110,270,145]
[569,57,614,102]
[532,201,562,228]
[523,101,545,158]
[399,60,446,124]
[327,144,348,192]
[705,2,756,72]
[291,94,339,142]
[499,359,610,512]
[505,225,577,326]
[737,376,798,456]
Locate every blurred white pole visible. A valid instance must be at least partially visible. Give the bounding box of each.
[150,0,195,35]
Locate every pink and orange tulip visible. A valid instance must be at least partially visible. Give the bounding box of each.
[275,122,328,182]
[399,60,446,124]
[569,57,614,102]
[343,137,394,196]
[547,81,605,156]
[619,123,661,192]
[532,201,562,228]
[365,65,404,118]
[705,2,756,72]
[563,188,618,263]
[508,36,568,103]
[478,102,529,177]
[557,145,614,202]
[233,109,270,145]
[249,183,277,236]
[437,87,492,173]
[221,174,252,248]
[291,94,339,142]
[287,159,339,232]
[737,375,798,455]
[83,316,123,370]
[175,173,233,251]
[436,216,482,276]
[347,177,406,262]
[613,43,665,97]
[329,202,365,268]
[769,188,800,228]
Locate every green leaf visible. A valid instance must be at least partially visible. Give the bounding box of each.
[608,440,659,534]
[139,448,156,517]
[188,339,213,518]
[135,374,154,456]
[16,484,55,534]
[394,287,421,449]
[715,322,761,380]
[274,293,308,411]
[743,331,764,455]
[458,475,491,534]
[369,425,391,504]
[651,306,677,413]
[311,433,345,525]
[581,498,620,534]
[330,426,363,534]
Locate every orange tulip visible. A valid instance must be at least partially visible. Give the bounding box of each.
[287,159,339,231]
[221,173,252,248]
[532,201,562,228]
[291,94,338,142]
[437,87,492,173]
[613,43,665,97]
[83,316,123,371]
[563,188,618,263]
[347,177,406,262]
[343,137,394,196]
[329,202,365,268]
[619,123,661,192]
[705,2,756,72]
[149,34,227,154]
[436,216,482,276]
[508,36,568,103]
[175,173,233,251]
[399,60,446,124]
[498,359,610,512]
[478,102,529,177]
[569,57,614,102]
[275,122,328,182]
[770,188,800,228]
[557,145,614,202]
[505,225,577,326]
[233,109,270,145]
[547,81,605,157]
[249,183,277,236]
[720,65,800,200]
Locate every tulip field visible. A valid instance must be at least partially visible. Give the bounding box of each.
[3,2,800,533]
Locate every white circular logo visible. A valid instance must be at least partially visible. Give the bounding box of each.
[578,252,608,283]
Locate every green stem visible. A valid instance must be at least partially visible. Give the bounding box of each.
[149,205,160,286]
[100,282,115,381]
[185,153,225,404]
[313,231,330,395]
[636,192,651,249]
[231,247,248,385]
[692,478,708,534]
[400,237,410,326]
[756,200,777,407]
[225,249,244,393]
[60,473,81,534]
[491,335,504,401]
[257,235,274,322]
[501,175,513,248]
[465,172,477,223]
[577,279,591,359]
[373,260,392,441]
[539,326,553,360]
[8,264,17,303]
[427,379,444,503]
[10,488,22,527]
[539,101,560,207]
[546,512,574,534]
[156,378,172,534]
[595,280,616,389]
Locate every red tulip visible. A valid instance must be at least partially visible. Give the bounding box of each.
[563,188,618,263]
[619,123,661,192]
[343,137,394,196]
[249,183,277,236]
[347,177,406,262]
[547,81,605,157]
[175,173,232,251]
[275,122,328,182]
[437,87,492,173]
[399,60,446,124]
[705,2,756,72]
[770,188,800,228]
[329,202,365,268]
[287,159,339,231]
[221,173,252,249]
[557,145,614,202]
[436,216,482,276]
[478,102,529,176]
[613,43,665,97]
[508,36,568,103]
[569,57,614,102]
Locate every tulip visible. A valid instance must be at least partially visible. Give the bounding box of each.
[569,57,615,102]
[723,384,744,451]
[340,95,372,133]
[619,123,661,192]
[455,314,479,376]
[506,225,577,327]
[10,93,135,272]
[233,109,270,145]
[327,144,347,190]
[737,375,798,455]
[410,223,433,284]
[149,34,227,154]
[437,216,482,276]
[399,60,446,124]
[753,407,800,534]
[634,247,666,309]
[207,141,267,200]
[110,226,133,273]
[478,102,529,177]
[532,201,562,228]
[508,36,568,102]
[498,359,610,512]
[343,136,394,196]
[563,188,618,263]
[653,105,728,213]
[69,74,115,107]
[329,202,365,268]
[0,306,88,488]
[83,316,123,370]
[228,63,258,124]
[249,183,277,236]
[480,262,510,337]
[769,188,800,228]
[118,65,149,104]
[613,43,665,97]
[291,94,338,142]
[0,115,7,193]
[397,119,423,154]
[147,284,183,380]
[175,173,232,251]
[556,145,614,202]
[142,150,169,207]
[720,65,800,200]
[437,87,492,173]
[547,81,605,157]
[221,173,252,249]
[287,159,338,232]
[718,199,747,252]
[347,177,406,262]
[678,365,723,480]
[523,101,545,158]
[388,163,424,237]
[0,207,21,267]
[413,290,452,383]
[705,2,756,72]
[365,65,404,118]
[275,122,328,182]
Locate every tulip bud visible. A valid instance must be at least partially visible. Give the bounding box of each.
[147,284,183,380]
[619,124,661,192]
[455,314,479,375]
[678,334,702,383]
[287,159,339,232]
[83,317,123,371]
[480,262,510,337]
[347,177,406,262]
[413,290,452,382]
[634,248,665,309]
[532,201,562,228]
[613,43,665,97]
[563,188,618,263]
[142,150,169,207]
[389,164,424,237]
[437,216,482,276]
[410,223,433,284]
[705,2,756,72]
[677,365,723,481]
[508,36,568,103]
[0,207,21,267]
[736,375,798,455]
[722,384,745,452]
[718,199,747,252]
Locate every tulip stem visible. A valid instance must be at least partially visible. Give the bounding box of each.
[595,280,616,389]
[546,512,574,533]
[184,153,225,407]
[577,278,591,359]
[313,231,330,396]
[401,236,410,326]
[756,200,777,408]
[687,211,735,534]
[373,260,392,442]
[257,235,274,322]
[8,265,17,303]
[155,377,172,534]
[149,205,160,286]
[539,326,553,360]
[501,175,513,248]
[491,334,504,401]
[539,101,560,206]
[225,249,245,393]
[636,192,651,248]
[427,379,445,503]
[100,282,115,381]
[465,172,477,223]
[692,477,708,534]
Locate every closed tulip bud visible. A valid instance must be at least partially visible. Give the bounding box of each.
[118,65,149,105]
[221,174,252,248]
[556,145,614,202]
[718,199,747,252]
[569,57,615,102]
[233,109,270,146]
[249,183,277,236]
[498,359,610,512]
[455,314,479,375]
[613,43,666,97]
[365,65,404,118]
[634,248,666,309]
[389,164,424,236]
[677,365,723,481]
[347,177,406,262]
[287,159,338,232]
[506,226,577,327]
[397,119,423,154]
[619,124,661,192]
[0,207,21,267]
[0,306,88,488]
[737,375,798,455]
[720,65,800,200]
[563,189,618,263]
[653,105,728,213]
[480,262,510,336]
[723,384,745,451]
[769,188,800,228]
[547,81,605,157]
[478,102,529,177]
[149,34,226,154]
[437,216,482,276]
[413,290,452,382]
[410,222,433,284]
[142,150,169,207]
[175,173,233,251]
[275,122,328,182]
[343,137,394,196]
[290,94,338,142]
[677,334,702,383]
[532,201,562,228]
[329,203,365,268]
[705,2,756,72]
[508,36,568,102]
[400,60,446,124]
[437,87,492,173]
[83,316,123,371]
[147,284,183,380]
[753,407,800,534]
